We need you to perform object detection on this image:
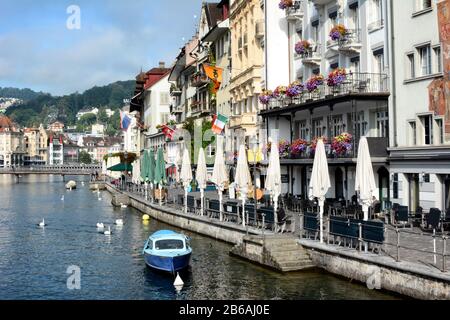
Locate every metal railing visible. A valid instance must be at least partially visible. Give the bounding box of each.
[298,212,449,273]
[266,72,389,110]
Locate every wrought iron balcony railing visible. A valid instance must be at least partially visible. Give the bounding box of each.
[190,72,209,87]
[265,72,389,110]
[285,1,304,22]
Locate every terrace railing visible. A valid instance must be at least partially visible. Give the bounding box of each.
[266,72,389,110]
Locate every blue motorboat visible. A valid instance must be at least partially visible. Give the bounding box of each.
[142,230,192,273]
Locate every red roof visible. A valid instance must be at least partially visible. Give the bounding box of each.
[143,67,171,90]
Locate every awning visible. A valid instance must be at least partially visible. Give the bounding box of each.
[107,163,133,172]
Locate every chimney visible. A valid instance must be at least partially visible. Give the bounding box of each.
[158,61,165,69]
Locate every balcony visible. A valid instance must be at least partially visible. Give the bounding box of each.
[300,44,322,66]
[190,100,212,115]
[285,1,304,23]
[170,104,184,114]
[311,0,336,5]
[337,29,362,54]
[229,113,257,128]
[229,115,242,128]
[169,84,182,97]
[264,72,390,111]
[190,72,209,87]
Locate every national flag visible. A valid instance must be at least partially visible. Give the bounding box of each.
[211,113,228,135]
[202,64,223,94]
[161,125,175,139]
[120,111,132,131]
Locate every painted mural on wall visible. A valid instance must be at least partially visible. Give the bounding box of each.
[429,0,450,140]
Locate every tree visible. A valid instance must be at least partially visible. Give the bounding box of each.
[79,150,92,164]
[97,108,109,124]
[78,113,97,127]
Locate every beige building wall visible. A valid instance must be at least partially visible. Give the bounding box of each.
[229,0,264,143]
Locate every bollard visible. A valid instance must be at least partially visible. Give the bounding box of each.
[358,223,362,252]
[442,235,447,273]
[396,227,400,262]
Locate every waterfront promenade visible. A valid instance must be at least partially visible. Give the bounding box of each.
[106,182,450,299]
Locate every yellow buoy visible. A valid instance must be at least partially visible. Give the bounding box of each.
[142,214,150,221]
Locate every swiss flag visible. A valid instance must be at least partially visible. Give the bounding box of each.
[161,125,175,140]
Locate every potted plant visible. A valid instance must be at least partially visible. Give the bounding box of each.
[329,24,348,41]
[286,80,304,98]
[290,139,308,158]
[327,68,347,89]
[273,85,288,100]
[259,89,273,106]
[278,0,293,9]
[295,40,312,56]
[306,74,324,98]
[331,132,353,157]
[278,139,291,158]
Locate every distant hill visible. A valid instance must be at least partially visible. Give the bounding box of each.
[5,80,135,128]
[0,87,47,101]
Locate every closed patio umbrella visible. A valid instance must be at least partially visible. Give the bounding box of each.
[180,147,193,214]
[148,149,155,202]
[355,136,376,221]
[140,150,148,198]
[210,135,228,221]
[308,139,330,243]
[234,144,252,228]
[154,147,166,206]
[265,137,281,230]
[196,147,208,216]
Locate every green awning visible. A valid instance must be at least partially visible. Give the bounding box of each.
[107,163,133,172]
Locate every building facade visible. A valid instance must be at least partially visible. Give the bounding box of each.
[23,124,48,165]
[389,0,447,212]
[0,115,26,167]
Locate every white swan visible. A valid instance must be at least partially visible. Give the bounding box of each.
[61,195,64,201]
[104,226,111,235]
[115,219,124,226]
[96,222,104,229]
[38,218,46,227]
[98,196,102,201]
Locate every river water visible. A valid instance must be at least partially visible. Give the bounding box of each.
[0,175,400,300]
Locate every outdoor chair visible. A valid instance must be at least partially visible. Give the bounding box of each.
[394,205,411,228]
[425,208,441,232]
[207,199,221,219]
[442,209,450,231]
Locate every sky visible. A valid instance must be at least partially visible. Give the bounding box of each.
[0,0,204,96]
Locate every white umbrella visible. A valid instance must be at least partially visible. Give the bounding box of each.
[196,147,208,216]
[265,138,281,230]
[355,136,376,221]
[234,144,252,227]
[210,135,228,221]
[308,139,330,243]
[180,147,193,214]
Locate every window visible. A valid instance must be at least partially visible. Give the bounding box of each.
[311,21,319,43]
[330,62,339,71]
[376,111,389,138]
[418,45,431,76]
[155,239,184,250]
[409,121,417,146]
[350,56,360,73]
[299,121,309,140]
[434,46,442,73]
[313,118,324,138]
[393,173,399,199]
[357,111,367,137]
[407,53,415,79]
[373,49,384,74]
[329,11,338,27]
[416,0,432,11]
[436,118,444,144]
[349,5,359,30]
[312,68,320,75]
[332,115,344,136]
[160,92,170,105]
[421,115,433,145]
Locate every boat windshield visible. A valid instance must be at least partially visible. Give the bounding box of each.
[155,239,184,250]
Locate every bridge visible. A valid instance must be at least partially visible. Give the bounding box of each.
[0,165,102,178]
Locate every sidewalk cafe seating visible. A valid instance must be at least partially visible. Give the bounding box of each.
[258,207,275,231]
[186,195,197,214]
[303,212,319,240]
[223,201,239,222]
[393,205,412,228]
[443,209,450,231]
[425,208,441,232]
[207,199,221,219]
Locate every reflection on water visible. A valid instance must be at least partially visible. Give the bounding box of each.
[0,175,400,300]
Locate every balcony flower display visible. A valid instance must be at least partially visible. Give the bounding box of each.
[273,85,288,99]
[259,89,273,105]
[306,74,324,92]
[278,139,290,158]
[329,24,348,41]
[290,139,308,158]
[310,137,328,156]
[278,0,293,9]
[327,68,347,87]
[286,80,304,98]
[295,40,311,55]
[331,132,353,157]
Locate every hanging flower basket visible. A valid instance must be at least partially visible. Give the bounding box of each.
[329,24,348,41]
[273,85,288,100]
[278,0,294,9]
[327,68,347,87]
[306,74,325,93]
[290,139,308,158]
[259,89,273,105]
[278,139,291,158]
[295,40,312,55]
[331,132,353,157]
[286,80,304,98]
